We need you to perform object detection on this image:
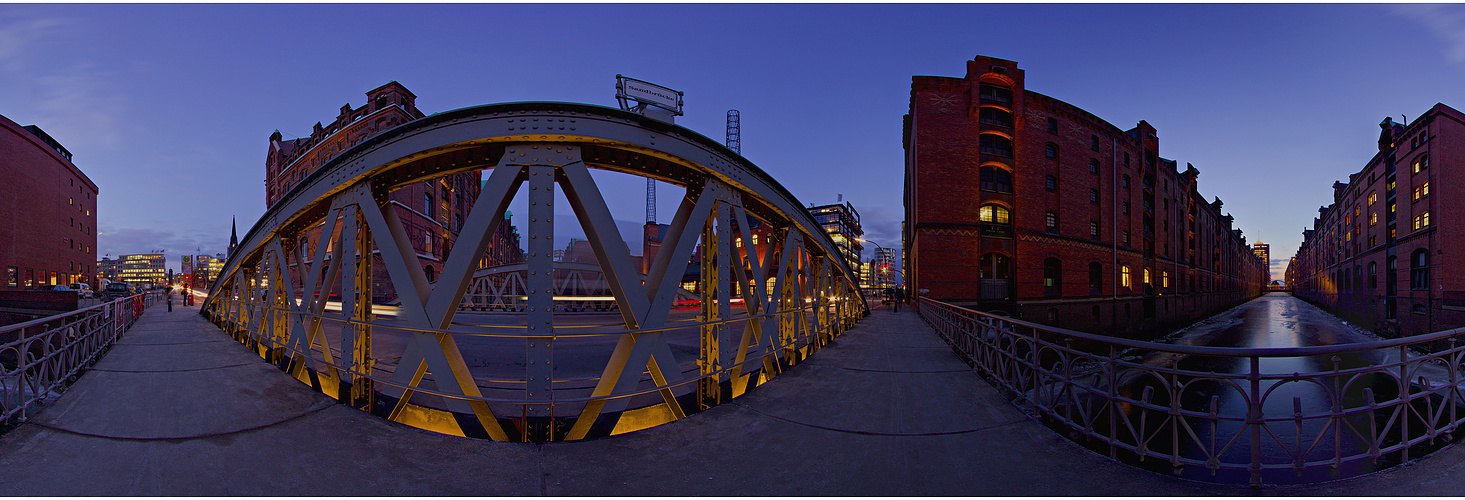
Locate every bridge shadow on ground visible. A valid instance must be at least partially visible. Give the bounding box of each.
[0,300,1456,495]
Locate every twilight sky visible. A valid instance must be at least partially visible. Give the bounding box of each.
[2,4,1464,279]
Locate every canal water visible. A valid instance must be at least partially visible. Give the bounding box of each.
[1067,292,1454,485]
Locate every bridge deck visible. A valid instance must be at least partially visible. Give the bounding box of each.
[0,300,1457,494]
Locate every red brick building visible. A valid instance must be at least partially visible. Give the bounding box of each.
[903,56,1264,337]
[265,82,521,302]
[1287,104,1465,338]
[0,114,99,290]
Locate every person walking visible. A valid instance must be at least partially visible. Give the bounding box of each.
[892,287,903,312]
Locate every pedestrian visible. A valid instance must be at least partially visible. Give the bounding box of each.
[167,289,173,312]
[892,287,903,312]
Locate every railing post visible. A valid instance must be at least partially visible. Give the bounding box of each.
[1249,356,1262,488]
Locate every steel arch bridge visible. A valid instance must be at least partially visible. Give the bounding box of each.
[202,102,867,442]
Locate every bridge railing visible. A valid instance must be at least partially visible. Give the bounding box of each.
[0,291,161,428]
[917,297,1465,487]
[206,292,861,441]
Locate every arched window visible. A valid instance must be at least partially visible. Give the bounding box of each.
[978,107,1012,127]
[424,265,436,282]
[978,83,1012,105]
[1414,303,1428,314]
[1413,154,1429,174]
[1368,261,1377,289]
[1090,158,1100,174]
[979,166,1012,193]
[1411,249,1430,290]
[979,134,1012,157]
[1088,262,1102,295]
[1043,258,1062,297]
[979,204,1011,224]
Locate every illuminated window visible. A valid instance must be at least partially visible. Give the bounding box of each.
[978,204,1011,224]
[1369,212,1377,226]
[1368,191,1377,205]
[1413,212,1431,230]
[1162,271,1169,289]
[1143,268,1151,285]
[1120,265,1132,289]
[1413,155,1429,174]
[1414,181,1430,201]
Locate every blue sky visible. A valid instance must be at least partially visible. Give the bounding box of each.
[3,4,1465,279]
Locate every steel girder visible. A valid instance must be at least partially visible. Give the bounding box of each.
[203,102,868,441]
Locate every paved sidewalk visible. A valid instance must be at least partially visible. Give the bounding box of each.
[2,300,1464,495]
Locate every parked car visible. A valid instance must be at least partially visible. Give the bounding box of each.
[100,282,132,301]
[67,282,94,299]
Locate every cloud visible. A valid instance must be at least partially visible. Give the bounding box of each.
[1393,5,1465,64]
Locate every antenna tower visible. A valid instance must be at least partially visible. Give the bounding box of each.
[726,109,741,154]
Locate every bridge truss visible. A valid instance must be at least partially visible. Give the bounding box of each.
[203,102,866,442]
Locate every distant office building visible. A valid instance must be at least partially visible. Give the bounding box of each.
[1287,104,1465,338]
[0,113,99,289]
[808,202,863,284]
[904,55,1264,336]
[264,82,518,301]
[870,247,900,289]
[1252,242,1271,282]
[97,257,121,284]
[117,254,165,286]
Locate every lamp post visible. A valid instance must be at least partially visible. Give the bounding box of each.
[854,237,894,294]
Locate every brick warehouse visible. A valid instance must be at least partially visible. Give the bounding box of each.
[0,113,99,291]
[903,56,1264,337]
[1286,104,1465,338]
[265,82,522,303]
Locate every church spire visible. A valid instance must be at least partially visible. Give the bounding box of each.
[228,216,238,258]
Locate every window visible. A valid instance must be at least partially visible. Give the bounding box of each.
[1047,308,1058,321]
[1089,262,1102,293]
[1122,201,1130,215]
[1045,143,1058,159]
[1368,261,1377,289]
[1089,221,1099,239]
[1046,175,1058,191]
[979,204,1011,224]
[5,267,14,288]
[1123,230,1130,246]
[1414,181,1430,201]
[1161,271,1169,289]
[1043,258,1062,296]
[1143,268,1151,285]
[1415,304,1428,314]
[979,134,1012,157]
[1413,212,1431,230]
[1045,211,1058,233]
[1411,249,1429,290]
[1090,158,1100,174]
[979,166,1013,193]
[1047,117,1058,134]
[1120,265,1132,289]
[1090,188,1099,204]
[978,83,1012,104]
[1122,175,1131,189]
[979,107,1013,127]
[1368,191,1377,205]
[1413,155,1429,174]
[1369,212,1377,226]
[1091,135,1100,151]
[424,193,434,217]
[1123,152,1130,168]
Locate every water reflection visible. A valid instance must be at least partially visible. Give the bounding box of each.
[1099,294,1417,485]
